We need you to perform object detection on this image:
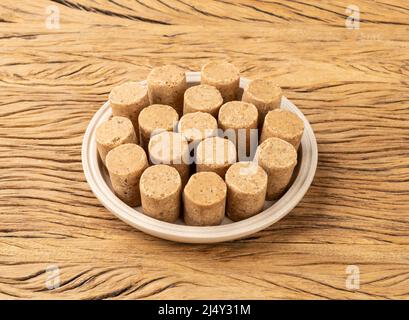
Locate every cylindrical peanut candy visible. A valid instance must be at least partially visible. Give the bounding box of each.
[195,136,236,179]
[255,137,297,200]
[148,131,190,186]
[218,101,258,158]
[225,162,267,221]
[95,116,136,164]
[261,109,304,150]
[138,104,179,151]
[183,172,227,226]
[201,61,239,102]
[105,143,148,207]
[109,81,150,141]
[178,111,218,149]
[241,78,282,128]
[147,65,187,116]
[183,84,223,117]
[140,164,182,222]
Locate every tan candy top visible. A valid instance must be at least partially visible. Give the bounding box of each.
[256,137,297,169]
[149,131,189,164]
[246,79,282,102]
[138,104,178,133]
[109,82,147,106]
[264,109,304,140]
[218,101,258,129]
[96,116,134,145]
[184,172,227,206]
[106,143,147,176]
[184,84,223,111]
[225,162,267,194]
[196,137,236,166]
[178,112,217,142]
[147,65,185,85]
[140,165,181,199]
[201,62,239,84]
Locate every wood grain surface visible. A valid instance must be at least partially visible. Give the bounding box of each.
[1,0,409,299]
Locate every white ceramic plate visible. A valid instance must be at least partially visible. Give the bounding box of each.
[82,72,318,243]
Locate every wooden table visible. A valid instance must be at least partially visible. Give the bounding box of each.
[1,0,408,300]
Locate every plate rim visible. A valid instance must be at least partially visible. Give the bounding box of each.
[81,72,318,243]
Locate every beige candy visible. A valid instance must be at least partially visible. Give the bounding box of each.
[242,79,282,127]
[138,104,179,151]
[225,162,267,221]
[183,172,227,226]
[218,101,258,157]
[148,131,190,186]
[147,65,187,116]
[196,137,236,179]
[255,137,297,200]
[178,112,218,145]
[140,165,182,223]
[106,143,148,207]
[261,109,304,150]
[95,116,136,164]
[109,81,149,141]
[183,84,223,117]
[201,61,240,102]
